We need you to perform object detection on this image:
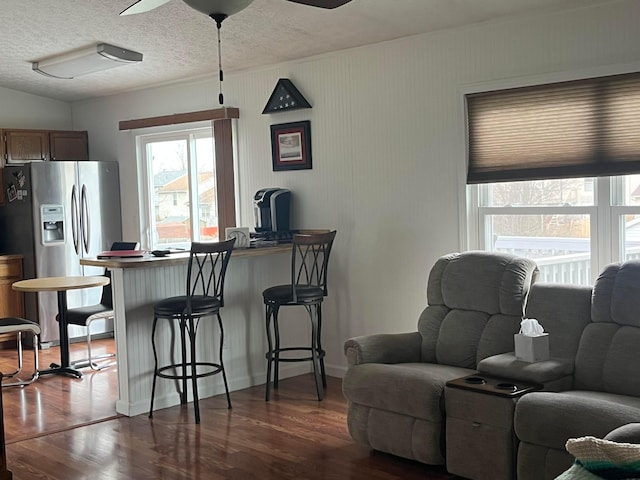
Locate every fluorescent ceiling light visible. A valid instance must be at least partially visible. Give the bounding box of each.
[32,43,143,79]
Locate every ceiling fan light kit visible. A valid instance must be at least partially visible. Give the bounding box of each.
[32,43,143,80]
[118,0,352,102]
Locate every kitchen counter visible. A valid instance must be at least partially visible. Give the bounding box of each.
[80,244,293,417]
[80,244,292,269]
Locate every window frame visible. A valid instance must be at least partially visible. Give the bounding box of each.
[122,107,239,251]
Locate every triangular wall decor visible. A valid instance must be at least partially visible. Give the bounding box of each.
[262,78,312,114]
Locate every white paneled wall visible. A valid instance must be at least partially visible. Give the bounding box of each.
[72,0,640,381]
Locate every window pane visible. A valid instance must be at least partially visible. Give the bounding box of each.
[487,214,591,285]
[620,174,640,206]
[486,178,594,207]
[622,214,640,261]
[194,136,218,242]
[149,139,190,248]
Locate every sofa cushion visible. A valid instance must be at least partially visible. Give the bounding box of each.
[604,423,640,444]
[419,251,538,368]
[342,362,473,421]
[478,353,574,385]
[591,261,640,327]
[524,283,592,359]
[574,323,640,396]
[515,391,640,451]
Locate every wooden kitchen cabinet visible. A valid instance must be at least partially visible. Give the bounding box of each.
[3,130,49,162]
[49,130,89,160]
[0,255,25,347]
[2,129,89,164]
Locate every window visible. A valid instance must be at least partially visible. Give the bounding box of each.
[139,128,218,249]
[469,176,640,284]
[466,72,640,284]
[123,108,239,251]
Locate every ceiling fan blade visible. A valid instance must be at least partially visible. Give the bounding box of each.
[120,0,173,15]
[286,0,351,8]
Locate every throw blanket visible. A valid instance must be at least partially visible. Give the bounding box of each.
[555,436,640,480]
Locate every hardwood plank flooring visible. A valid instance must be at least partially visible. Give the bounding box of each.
[1,340,458,479]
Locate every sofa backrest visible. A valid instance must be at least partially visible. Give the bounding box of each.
[524,283,592,359]
[574,261,640,396]
[418,251,538,368]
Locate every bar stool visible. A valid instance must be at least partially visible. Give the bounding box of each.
[263,230,337,401]
[149,238,235,424]
[0,317,40,387]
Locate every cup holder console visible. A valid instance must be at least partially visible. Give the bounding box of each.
[449,375,541,397]
[495,382,518,391]
[465,376,486,385]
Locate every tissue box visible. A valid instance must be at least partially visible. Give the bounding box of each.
[514,333,549,363]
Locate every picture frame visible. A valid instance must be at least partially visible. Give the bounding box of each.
[270,121,312,171]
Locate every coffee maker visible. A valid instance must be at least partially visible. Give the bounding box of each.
[253,188,291,232]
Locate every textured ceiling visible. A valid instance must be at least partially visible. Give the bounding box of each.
[0,0,615,102]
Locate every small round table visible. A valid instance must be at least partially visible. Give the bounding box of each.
[12,276,110,379]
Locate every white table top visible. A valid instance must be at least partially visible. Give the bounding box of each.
[12,275,110,292]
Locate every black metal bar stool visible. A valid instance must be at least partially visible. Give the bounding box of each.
[149,238,235,424]
[263,230,337,401]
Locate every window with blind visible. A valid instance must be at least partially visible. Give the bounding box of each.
[467,72,640,184]
[466,72,640,285]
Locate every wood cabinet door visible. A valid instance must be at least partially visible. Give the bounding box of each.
[50,130,89,161]
[4,130,49,162]
[0,258,24,315]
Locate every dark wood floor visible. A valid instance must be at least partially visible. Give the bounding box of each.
[1,340,457,479]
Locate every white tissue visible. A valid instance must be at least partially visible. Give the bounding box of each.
[519,318,545,337]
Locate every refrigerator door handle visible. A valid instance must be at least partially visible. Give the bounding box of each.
[71,185,80,255]
[81,184,90,254]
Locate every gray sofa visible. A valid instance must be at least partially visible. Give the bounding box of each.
[343,254,640,480]
[342,251,538,465]
[512,261,640,480]
[443,281,593,480]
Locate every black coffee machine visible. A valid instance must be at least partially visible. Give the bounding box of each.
[253,188,291,233]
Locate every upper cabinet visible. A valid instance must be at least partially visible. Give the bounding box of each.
[49,130,89,161]
[2,129,89,164]
[4,130,49,162]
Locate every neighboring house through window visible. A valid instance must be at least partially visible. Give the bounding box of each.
[139,128,218,249]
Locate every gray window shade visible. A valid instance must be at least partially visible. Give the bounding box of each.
[466,72,640,184]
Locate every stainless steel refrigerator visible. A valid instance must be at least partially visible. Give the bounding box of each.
[0,161,122,345]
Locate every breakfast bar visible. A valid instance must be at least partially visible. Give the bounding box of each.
[81,245,291,417]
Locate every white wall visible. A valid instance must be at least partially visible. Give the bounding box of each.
[0,86,72,129]
[71,0,640,376]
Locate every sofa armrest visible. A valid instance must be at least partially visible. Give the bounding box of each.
[477,352,574,386]
[605,423,640,444]
[344,332,422,367]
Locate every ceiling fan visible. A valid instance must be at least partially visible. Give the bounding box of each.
[120,0,352,104]
[120,0,352,16]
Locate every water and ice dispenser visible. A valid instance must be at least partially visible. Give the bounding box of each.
[40,204,65,244]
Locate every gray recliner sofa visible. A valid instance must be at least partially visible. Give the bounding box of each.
[342,251,538,465]
[512,261,640,480]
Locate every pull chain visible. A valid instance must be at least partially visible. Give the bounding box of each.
[211,14,228,105]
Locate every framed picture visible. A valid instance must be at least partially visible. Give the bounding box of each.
[270,121,312,171]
